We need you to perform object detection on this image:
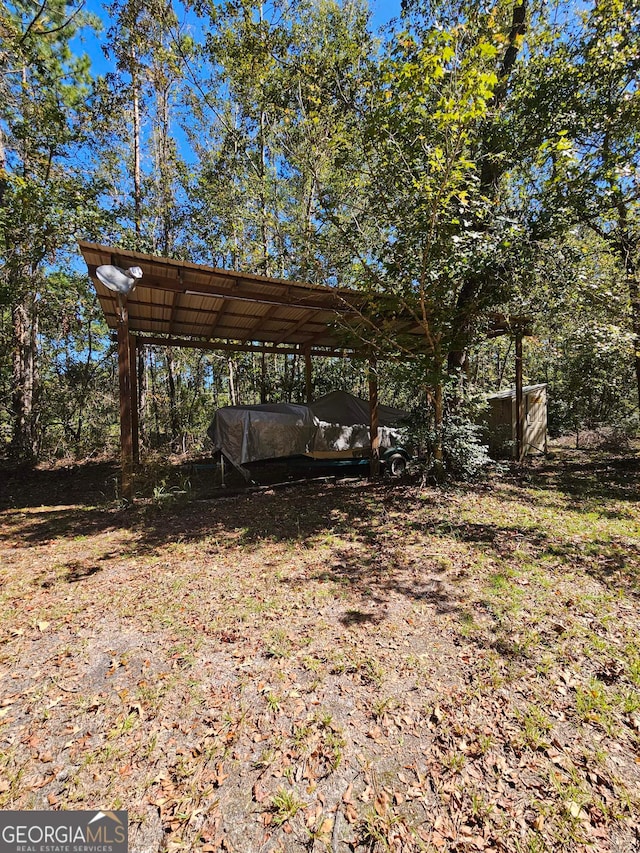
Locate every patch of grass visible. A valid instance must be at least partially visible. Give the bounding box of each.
[265,691,282,714]
[476,733,494,754]
[468,652,505,692]
[619,689,640,714]
[371,696,396,721]
[625,642,640,687]
[469,787,495,820]
[269,786,306,826]
[357,805,407,852]
[517,705,553,751]
[575,678,618,734]
[443,749,466,773]
[264,628,293,659]
[458,609,480,638]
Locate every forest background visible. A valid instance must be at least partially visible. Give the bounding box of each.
[1,0,639,466]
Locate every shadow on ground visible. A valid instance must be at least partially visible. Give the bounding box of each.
[0,462,120,510]
[528,452,640,505]
[2,450,638,601]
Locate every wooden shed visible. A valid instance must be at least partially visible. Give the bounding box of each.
[486,384,548,457]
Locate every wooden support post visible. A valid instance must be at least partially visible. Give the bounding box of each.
[304,347,312,403]
[117,298,134,502]
[515,331,524,462]
[129,335,140,464]
[369,358,380,479]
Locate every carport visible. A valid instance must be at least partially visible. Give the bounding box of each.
[79,241,531,499]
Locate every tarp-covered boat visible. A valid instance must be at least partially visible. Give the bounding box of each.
[207,391,408,471]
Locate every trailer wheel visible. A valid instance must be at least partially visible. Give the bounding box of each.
[387,453,407,477]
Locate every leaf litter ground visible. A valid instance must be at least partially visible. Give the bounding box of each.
[0,448,639,852]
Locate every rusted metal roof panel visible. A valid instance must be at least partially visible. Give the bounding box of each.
[79,241,528,355]
[79,240,365,350]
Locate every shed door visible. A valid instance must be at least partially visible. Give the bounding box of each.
[524,391,547,454]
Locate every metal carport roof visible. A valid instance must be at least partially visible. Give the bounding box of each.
[79,241,391,355]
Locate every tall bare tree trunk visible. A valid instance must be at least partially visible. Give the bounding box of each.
[628,271,640,412]
[131,45,142,243]
[0,126,7,213]
[258,106,269,276]
[148,349,162,443]
[166,347,181,445]
[137,345,147,448]
[257,3,270,276]
[433,380,444,471]
[9,64,42,462]
[260,351,267,403]
[228,358,237,405]
[302,175,316,279]
[11,295,39,461]
[152,76,173,256]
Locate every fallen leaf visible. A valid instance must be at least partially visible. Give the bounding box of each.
[320,818,333,835]
[344,803,358,824]
[431,831,447,848]
[565,801,589,821]
[252,783,267,803]
[374,791,390,816]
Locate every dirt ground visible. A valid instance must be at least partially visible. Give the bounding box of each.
[0,448,639,852]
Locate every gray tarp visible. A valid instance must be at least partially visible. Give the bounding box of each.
[208,403,318,467]
[310,391,408,453]
[309,390,408,427]
[207,392,408,468]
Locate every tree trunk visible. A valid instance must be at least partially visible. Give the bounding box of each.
[0,125,7,214]
[131,44,142,243]
[159,84,171,256]
[302,175,316,278]
[11,297,39,462]
[628,269,640,412]
[260,351,267,403]
[137,344,147,448]
[228,358,237,405]
[257,3,269,276]
[166,347,181,444]
[432,380,445,481]
[259,105,269,275]
[148,349,162,443]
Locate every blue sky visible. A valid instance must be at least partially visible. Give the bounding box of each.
[370,0,403,28]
